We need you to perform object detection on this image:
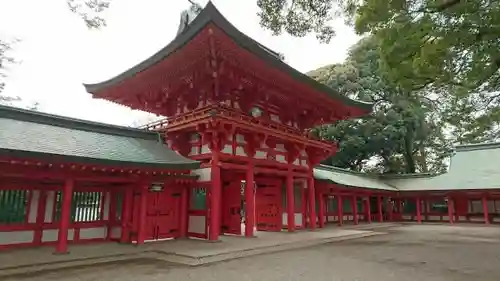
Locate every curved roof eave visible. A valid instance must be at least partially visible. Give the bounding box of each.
[83,2,373,113]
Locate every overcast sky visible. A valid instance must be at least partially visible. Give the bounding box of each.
[0,0,360,126]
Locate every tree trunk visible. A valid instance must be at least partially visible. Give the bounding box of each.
[403,127,417,173]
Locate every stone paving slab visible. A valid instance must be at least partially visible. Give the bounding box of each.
[0,223,398,277]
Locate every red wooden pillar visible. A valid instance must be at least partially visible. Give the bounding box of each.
[180,186,189,237]
[337,194,343,226]
[482,195,490,225]
[446,197,454,225]
[245,164,255,237]
[388,199,394,221]
[377,196,383,222]
[120,188,133,243]
[286,169,295,232]
[106,191,116,240]
[454,198,460,222]
[317,192,325,228]
[137,183,148,245]
[34,191,47,245]
[352,196,358,225]
[365,197,371,223]
[55,178,74,254]
[416,197,422,223]
[308,176,316,230]
[210,151,222,240]
[301,185,307,228]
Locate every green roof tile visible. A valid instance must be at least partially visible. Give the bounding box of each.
[314,165,397,191]
[383,143,500,191]
[0,105,199,170]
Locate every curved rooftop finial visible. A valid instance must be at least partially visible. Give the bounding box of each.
[177,1,203,35]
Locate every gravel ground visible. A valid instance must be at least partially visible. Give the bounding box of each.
[6,224,500,281]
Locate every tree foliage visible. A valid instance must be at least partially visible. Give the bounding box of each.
[310,37,451,174]
[257,0,500,144]
[67,0,111,29]
[0,38,21,105]
[257,0,500,91]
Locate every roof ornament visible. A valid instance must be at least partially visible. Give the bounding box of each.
[177,0,203,35]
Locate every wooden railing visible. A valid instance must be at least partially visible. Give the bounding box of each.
[139,104,333,147]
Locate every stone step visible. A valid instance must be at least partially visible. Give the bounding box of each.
[0,231,385,278]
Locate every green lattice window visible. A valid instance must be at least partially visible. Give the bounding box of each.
[190,188,207,210]
[0,190,29,224]
[54,191,104,222]
[402,199,417,213]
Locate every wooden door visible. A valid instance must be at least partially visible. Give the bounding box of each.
[221,181,242,235]
[255,181,282,231]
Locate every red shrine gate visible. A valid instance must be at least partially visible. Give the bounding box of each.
[130,186,183,242]
[84,3,373,241]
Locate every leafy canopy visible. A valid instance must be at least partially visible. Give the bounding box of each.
[311,37,451,174]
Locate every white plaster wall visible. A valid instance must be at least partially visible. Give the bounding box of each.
[0,231,34,245]
[281,213,302,226]
[236,134,245,144]
[42,229,74,242]
[28,191,40,223]
[276,155,286,163]
[44,191,55,223]
[222,144,232,154]
[294,213,302,226]
[103,192,111,220]
[235,146,246,156]
[275,144,286,152]
[80,227,107,239]
[470,216,485,222]
[255,150,266,159]
[188,215,206,234]
[201,144,211,154]
[191,168,212,181]
[110,226,122,239]
[189,146,199,156]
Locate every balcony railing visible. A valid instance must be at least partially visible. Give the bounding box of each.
[139,104,333,147]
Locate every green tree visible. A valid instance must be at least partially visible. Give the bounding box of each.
[257,0,357,43]
[311,37,451,174]
[257,0,500,144]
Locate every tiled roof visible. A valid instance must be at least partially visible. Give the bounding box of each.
[383,142,500,191]
[83,2,373,113]
[314,165,398,191]
[315,142,500,192]
[0,105,200,170]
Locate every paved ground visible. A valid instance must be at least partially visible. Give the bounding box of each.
[6,224,500,281]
